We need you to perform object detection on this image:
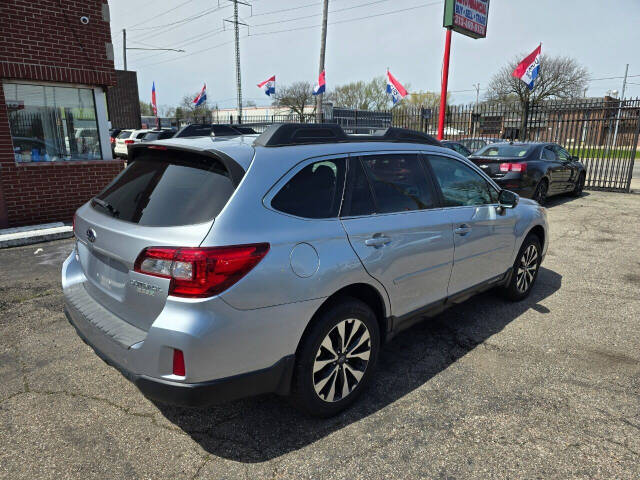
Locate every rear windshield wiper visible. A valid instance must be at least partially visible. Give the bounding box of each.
[92,198,120,217]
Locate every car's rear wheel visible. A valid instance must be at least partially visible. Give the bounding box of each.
[532,179,548,205]
[501,234,542,301]
[290,298,380,417]
[572,172,586,197]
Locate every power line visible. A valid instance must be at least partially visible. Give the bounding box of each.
[124,0,198,29]
[128,4,230,33]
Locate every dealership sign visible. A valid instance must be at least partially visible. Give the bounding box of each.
[443,0,490,39]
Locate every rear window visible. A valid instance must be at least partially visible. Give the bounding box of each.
[271,158,346,218]
[476,144,531,157]
[93,152,235,226]
[143,131,174,141]
[117,131,132,139]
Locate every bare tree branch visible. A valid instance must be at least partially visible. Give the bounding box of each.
[273,81,316,120]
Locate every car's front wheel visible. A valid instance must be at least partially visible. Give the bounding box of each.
[290,298,380,417]
[532,179,548,205]
[501,234,542,301]
[572,172,586,197]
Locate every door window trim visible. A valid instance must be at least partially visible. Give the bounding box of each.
[341,150,440,218]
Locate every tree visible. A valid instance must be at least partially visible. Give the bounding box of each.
[139,101,153,116]
[176,92,210,121]
[328,76,393,111]
[486,54,589,106]
[404,91,450,109]
[273,81,316,120]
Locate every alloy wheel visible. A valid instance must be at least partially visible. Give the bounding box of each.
[534,181,547,204]
[516,244,539,293]
[312,318,371,403]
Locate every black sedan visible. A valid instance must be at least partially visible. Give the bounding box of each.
[441,140,472,157]
[468,142,586,205]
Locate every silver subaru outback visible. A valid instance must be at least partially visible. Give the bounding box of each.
[62,124,548,417]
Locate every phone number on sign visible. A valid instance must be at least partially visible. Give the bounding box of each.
[454,14,486,35]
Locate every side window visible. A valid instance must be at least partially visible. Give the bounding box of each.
[427,155,493,207]
[271,158,346,218]
[360,153,435,213]
[342,157,375,217]
[542,147,556,161]
[553,145,570,162]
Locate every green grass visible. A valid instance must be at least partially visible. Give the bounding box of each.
[568,147,638,159]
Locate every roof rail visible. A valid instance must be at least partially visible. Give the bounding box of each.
[253,123,441,147]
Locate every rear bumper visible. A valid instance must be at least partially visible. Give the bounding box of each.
[64,304,294,407]
[493,176,536,198]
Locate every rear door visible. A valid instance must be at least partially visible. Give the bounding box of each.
[73,147,240,331]
[543,145,568,194]
[340,153,454,317]
[425,154,516,295]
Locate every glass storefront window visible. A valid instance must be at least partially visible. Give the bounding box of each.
[3,83,103,163]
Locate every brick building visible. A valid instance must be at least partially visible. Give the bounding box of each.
[0,0,124,228]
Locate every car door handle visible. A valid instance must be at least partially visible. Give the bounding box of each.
[365,235,391,247]
[454,224,472,236]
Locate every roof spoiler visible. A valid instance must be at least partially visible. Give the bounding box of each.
[253,123,441,147]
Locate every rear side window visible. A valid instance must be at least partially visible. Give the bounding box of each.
[542,147,556,160]
[342,157,375,217]
[93,152,235,226]
[271,158,346,218]
[360,153,435,213]
[117,131,132,139]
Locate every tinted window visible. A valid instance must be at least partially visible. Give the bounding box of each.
[271,158,346,218]
[542,147,556,161]
[143,131,174,141]
[117,131,132,139]
[342,157,375,217]
[93,152,235,226]
[476,144,531,157]
[553,145,571,161]
[360,154,434,213]
[427,155,493,206]
[452,143,471,156]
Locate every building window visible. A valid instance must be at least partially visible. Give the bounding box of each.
[3,83,103,163]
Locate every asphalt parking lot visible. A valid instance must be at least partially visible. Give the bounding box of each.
[1,190,639,479]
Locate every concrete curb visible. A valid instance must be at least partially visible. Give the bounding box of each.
[0,222,73,248]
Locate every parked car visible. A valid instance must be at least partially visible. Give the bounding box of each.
[140,129,176,142]
[468,142,586,205]
[173,124,257,138]
[441,140,472,157]
[113,129,152,158]
[63,124,548,417]
[109,128,122,156]
[458,137,500,153]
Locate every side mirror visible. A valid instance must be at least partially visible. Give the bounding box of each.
[498,189,519,209]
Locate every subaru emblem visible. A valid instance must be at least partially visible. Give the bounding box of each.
[86,228,97,243]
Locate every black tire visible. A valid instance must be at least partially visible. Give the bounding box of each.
[501,234,542,301]
[290,297,380,417]
[571,172,585,197]
[532,179,548,205]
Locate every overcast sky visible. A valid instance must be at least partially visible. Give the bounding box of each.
[109,0,640,110]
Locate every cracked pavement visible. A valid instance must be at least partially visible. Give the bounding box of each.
[1,190,639,479]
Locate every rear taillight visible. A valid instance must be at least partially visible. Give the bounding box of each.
[173,349,185,376]
[124,139,135,144]
[110,137,116,144]
[134,244,270,298]
[499,162,527,172]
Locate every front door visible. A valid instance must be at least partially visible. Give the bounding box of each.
[425,154,517,295]
[340,153,454,318]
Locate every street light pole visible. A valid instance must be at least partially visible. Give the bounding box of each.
[123,29,127,71]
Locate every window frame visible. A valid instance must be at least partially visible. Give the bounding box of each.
[422,152,501,209]
[342,151,440,218]
[2,80,112,163]
[264,154,348,221]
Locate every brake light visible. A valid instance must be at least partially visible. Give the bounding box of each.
[134,244,270,298]
[148,145,167,150]
[499,162,527,172]
[173,349,185,376]
[110,137,116,144]
[124,139,135,144]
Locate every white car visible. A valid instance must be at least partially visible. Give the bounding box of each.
[114,129,152,158]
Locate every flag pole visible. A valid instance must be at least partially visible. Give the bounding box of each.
[437,27,453,140]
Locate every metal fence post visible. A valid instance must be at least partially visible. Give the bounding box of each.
[520,100,530,141]
[625,108,640,192]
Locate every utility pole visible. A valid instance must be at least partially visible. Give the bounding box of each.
[316,0,329,123]
[225,1,250,124]
[122,29,127,71]
[474,83,480,108]
[612,63,629,148]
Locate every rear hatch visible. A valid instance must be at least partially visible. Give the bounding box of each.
[73,146,242,331]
